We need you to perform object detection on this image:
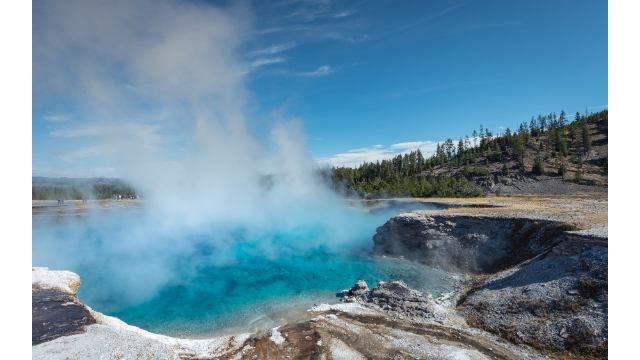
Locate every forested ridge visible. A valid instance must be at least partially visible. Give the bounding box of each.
[32,179,138,200]
[322,109,608,198]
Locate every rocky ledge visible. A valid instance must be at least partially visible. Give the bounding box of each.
[32,267,254,360]
[33,268,550,359]
[371,210,608,359]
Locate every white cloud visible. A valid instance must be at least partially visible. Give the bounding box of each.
[316,146,393,168]
[249,57,287,70]
[57,146,107,163]
[301,65,331,76]
[51,126,102,138]
[44,114,71,122]
[316,140,442,168]
[251,42,297,55]
[334,10,355,18]
[390,141,436,150]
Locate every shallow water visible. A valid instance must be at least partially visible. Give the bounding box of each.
[34,200,453,337]
[95,252,454,337]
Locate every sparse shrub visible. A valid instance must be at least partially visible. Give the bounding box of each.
[558,163,567,177]
[532,157,545,175]
[524,299,548,318]
[473,166,489,177]
[570,154,582,168]
[577,277,605,298]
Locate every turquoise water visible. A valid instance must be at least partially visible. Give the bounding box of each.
[34,201,453,337]
[99,252,454,337]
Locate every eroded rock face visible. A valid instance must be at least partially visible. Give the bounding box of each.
[460,234,608,358]
[32,290,96,345]
[344,280,440,322]
[372,212,574,274]
[347,279,370,299]
[32,268,97,345]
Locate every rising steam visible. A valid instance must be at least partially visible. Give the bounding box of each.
[32,0,388,310]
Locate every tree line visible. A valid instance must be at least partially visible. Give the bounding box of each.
[32,182,138,200]
[323,109,607,198]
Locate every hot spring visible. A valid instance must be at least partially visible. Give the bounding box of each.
[32,201,455,338]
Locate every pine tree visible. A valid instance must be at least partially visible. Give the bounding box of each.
[574,169,583,182]
[581,121,592,154]
[502,163,509,176]
[532,157,545,175]
[559,110,566,127]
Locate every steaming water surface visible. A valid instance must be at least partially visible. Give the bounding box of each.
[33,201,454,338]
[107,252,453,337]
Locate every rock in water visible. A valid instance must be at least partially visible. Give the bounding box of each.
[370,281,436,318]
[348,279,370,300]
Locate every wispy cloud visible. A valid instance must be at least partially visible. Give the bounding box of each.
[300,65,331,76]
[249,57,287,69]
[51,126,102,138]
[378,3,465,39]
[57,146,107,163]
[43,114,71,122]
[334,10,356,18]
[251,42,297,55]
[316,140,441,168]
[390,141,436,150]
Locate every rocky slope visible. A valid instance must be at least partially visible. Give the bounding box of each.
[371,204,608,359]
[372,212,574,274]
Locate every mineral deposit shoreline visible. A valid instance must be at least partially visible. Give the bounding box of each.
[32,196,608,359]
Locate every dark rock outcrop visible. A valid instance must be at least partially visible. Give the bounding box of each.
[32,290,96,345]
[347,279,370,300]
[344,280,439,321]
[372,212,575,274]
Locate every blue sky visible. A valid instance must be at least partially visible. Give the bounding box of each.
[32,0,608,177]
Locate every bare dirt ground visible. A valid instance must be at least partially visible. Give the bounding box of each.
[363,196,607,235]
[32,199,144,218]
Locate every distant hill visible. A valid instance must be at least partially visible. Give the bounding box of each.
[324,109,608,198]
[32,177,139,200]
